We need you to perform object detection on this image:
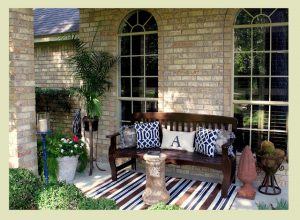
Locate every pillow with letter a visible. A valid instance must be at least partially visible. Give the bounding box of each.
[161,128,195,152]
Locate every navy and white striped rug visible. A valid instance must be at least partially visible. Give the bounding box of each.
[83,170,237,210]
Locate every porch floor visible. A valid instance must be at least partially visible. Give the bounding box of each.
[73,161,288,210]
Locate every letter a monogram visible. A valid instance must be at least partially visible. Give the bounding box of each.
[171,136,181,148]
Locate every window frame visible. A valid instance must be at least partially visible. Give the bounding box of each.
[233,8,289,152]
[118,10,158,124]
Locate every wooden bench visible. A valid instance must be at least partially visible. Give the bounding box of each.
[107,112,237,198]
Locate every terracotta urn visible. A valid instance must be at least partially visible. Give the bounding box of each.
[237,145,257,200]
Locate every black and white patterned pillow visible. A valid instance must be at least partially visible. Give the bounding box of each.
[194,127,219,157]
[134,121,160,149]
[119,125,137,149]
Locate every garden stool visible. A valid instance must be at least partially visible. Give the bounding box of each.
[142,152,170,205]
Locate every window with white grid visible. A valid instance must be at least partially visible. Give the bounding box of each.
[233,8,288,153]
[118,10,158,124]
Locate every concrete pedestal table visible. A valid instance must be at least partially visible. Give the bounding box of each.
[142,152,170,205]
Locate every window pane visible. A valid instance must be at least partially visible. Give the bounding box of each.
[132,57,144,76]
[132,35,144,55]
[235,9,252,25]
[146,101,158,112]
[245,8,260,17]
[234,28,251,51]
[234,103,251,128]
[144,16,157,31]
[146,56,158,76]
[121,78,131,97]
[121,101,132,121]
[132,78,144,97]
[234,129,250,152]
[262,9,276,16]
[270,9,288,23]
[252,77,269,101]
[234,53,251,76]
[138,10,151,25]
[133,101,144,112]
[253,27,270,51]
[270,106,288,131]
[252,105,269,129]
[145,34,158,54]
[121,36,130,56]
[121,57,130,76]
[253,53,270,76]
[127,12,137,26]
[146,78,158,98]
[271,77,288,101]
[132,25,144,33]
[251,131,268,153]
[271,53,288,76]
[121,22,131,33]
[234,77,251,100]
[269,132,288,150]
[253,15,270,24]
[272,26,288,51]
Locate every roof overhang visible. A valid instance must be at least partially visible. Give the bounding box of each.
[34,32,78,43]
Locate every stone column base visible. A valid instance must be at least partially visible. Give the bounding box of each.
[143,152,170,205]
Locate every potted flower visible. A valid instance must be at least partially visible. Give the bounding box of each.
[37,129,88,183]
[55,134,88,183]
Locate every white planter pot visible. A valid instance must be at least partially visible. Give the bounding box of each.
[57,155,79,183]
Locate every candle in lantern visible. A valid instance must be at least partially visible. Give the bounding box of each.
[39,119,48,132]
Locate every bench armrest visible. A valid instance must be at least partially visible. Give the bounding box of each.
[106,132,120,156]
[221,138,235,159]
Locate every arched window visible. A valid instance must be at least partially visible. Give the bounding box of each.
[233,9,288,153]
[118,10,158,124]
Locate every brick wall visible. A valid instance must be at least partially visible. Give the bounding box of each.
[9,8,38,173]
[35,41,78,88]
[34,41,82,131]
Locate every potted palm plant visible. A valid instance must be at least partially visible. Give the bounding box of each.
[67,33,118,175]
[68,36,118,128]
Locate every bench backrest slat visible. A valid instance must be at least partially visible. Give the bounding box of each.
[131,112,237,132]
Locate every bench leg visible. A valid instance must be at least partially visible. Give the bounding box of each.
[131,158,136,170]
[231,160,236,184]
[109,157,117,181]
[221,175,231,198]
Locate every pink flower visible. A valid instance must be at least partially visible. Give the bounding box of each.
[72,136,79,143]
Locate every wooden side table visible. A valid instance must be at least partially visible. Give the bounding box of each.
[142,152,170,205]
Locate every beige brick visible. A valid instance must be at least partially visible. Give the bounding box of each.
[9,8,38,173]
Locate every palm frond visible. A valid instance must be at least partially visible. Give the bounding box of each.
[66,33,119,118]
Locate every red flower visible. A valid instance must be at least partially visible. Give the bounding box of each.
[72,136,79,143]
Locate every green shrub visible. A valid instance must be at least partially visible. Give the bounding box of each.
[9,168,41,210]
[78,197,118,210]
[148,202,182,210]
[35,182,83,210]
